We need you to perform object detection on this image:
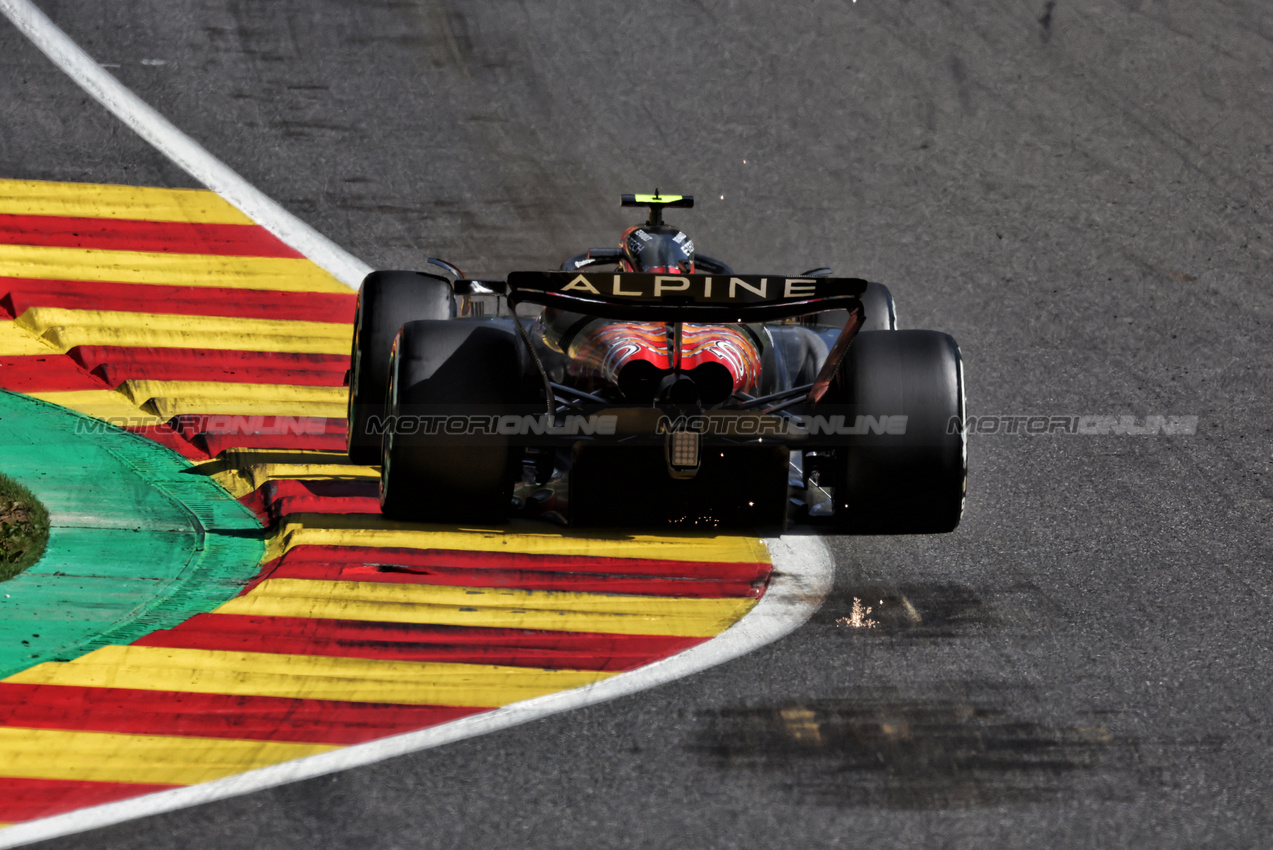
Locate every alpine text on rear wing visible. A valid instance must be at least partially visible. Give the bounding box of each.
[506,271,867,322]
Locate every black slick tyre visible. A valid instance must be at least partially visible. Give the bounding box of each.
[810,281,896,334]
[824,329,965,533]
[379,320,523,523]
[347,270,455,465]
[859,281,897,331]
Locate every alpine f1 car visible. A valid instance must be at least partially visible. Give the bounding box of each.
[347,193,965,532]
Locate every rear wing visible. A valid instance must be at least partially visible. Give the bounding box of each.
[506,271,866,322]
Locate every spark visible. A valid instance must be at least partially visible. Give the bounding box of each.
[836,597,878,629]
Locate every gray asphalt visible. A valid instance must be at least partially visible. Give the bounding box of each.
[3,0,1271,847]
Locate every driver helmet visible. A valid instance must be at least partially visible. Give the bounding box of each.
[620,225,695,274]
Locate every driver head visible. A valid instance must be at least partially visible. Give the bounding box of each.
[620,224,695,274]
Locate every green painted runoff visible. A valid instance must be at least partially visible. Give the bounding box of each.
[0,390,264,678]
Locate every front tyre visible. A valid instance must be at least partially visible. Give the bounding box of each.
[347,270,455,465]
[809,281,896,334]
[859,281,897,331]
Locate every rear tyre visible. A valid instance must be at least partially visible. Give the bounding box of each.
[824,329,965,534]
[380,320,522,523]
[347,270,455,465]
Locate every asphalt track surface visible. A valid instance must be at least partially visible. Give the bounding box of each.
[2,1,1271,847]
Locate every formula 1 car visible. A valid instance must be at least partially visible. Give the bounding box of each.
[347,193,965,532]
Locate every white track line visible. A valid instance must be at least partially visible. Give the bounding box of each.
[0,535,832,848]
[0,3,835,845]
[0,0,371,288]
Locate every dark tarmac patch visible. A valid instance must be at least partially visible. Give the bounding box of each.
[691,688,1199,809]
[1039,0,1057,42]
